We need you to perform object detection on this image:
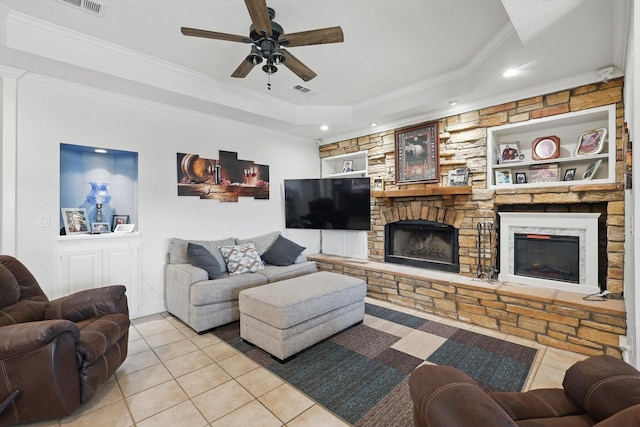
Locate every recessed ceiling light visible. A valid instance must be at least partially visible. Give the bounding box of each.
[503,68,519,77]
[320,125,329,131]
[449,100,458,106]
[94,148,107,153]
[370,122,377,127]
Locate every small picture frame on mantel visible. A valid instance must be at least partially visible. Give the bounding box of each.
[373,177,384,191]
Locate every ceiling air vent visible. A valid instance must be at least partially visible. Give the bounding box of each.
[291,84,317,97]
[58,0,105,16]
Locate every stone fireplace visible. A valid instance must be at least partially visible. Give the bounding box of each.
[498,212,601,294]
[385,220,459,272]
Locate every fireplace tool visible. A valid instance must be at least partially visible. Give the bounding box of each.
[476,222,497,280]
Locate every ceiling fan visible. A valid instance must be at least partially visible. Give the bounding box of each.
[180,0,344,85]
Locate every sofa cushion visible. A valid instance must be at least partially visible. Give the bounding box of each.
[261,235,306,266]
[259,261,317,283]
[187,243,225,279]
[235,231,280,255]
[0,263,21,308]
[168,237,235,268]
[219,242,265,275]
[190,274,268,306]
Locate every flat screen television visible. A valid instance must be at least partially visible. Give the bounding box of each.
[284,178,371,231]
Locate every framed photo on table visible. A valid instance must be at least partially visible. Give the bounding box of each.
[499,143,523,163]
[575,128,606,156]
[112,215,130,231]
[92,222,110,233]
[61,208,89,235]
[515,172,527,184]
[582,159,602,180]
[395,121,439,184]
[563,168,577,181]
[495,169,512,185]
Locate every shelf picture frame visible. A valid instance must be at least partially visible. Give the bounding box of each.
[92,222,110,233]
[563,168,577,181]
[448,168,470,186]
[531,135,561,160]
[495,169,512,185]
[499,142,523,163]
[373,177,384,191]
[529,163,560,183]
[515,172,527,184]
[112,214,130,231]
[342,160,353,173]
[582,159,602,180]
[395,121,440,184]
[114,223,135,233]
[575,128,606,156]
[61,208,89,235]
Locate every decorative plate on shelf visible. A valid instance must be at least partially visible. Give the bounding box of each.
[575,128,607,156]
[532,136,560,160]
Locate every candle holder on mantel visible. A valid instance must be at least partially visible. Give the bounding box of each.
[85,181,112,224]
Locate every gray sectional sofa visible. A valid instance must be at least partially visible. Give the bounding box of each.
[164,231,317,333]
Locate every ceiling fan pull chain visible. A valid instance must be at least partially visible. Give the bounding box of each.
[267,74,271,90]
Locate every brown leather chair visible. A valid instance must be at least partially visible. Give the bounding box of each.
[409,355,640,427]
[0,255,130,426]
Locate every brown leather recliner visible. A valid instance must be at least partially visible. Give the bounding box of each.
[409,355,640,427]
[0,255,130,426]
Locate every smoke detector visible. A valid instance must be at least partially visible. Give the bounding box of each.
[57,0,105,16]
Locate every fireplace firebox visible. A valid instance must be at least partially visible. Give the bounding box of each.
[385,220,459,272]
[514,233,579,284]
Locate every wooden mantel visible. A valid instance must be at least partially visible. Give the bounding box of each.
[372,186,472,206]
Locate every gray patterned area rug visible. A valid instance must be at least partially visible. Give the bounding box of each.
[212,302,538,426]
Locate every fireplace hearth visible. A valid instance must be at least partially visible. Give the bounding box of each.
[385,220,459,272]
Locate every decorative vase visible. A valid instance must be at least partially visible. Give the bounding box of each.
[84,181,113,225]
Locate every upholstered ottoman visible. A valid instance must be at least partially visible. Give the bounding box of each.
[238,271,366,361]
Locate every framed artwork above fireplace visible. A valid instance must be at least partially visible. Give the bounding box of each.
[395,122,440,184]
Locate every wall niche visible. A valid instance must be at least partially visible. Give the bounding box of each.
[59,143,138,235]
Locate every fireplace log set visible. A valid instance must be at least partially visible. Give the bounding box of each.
[477,222,497,279]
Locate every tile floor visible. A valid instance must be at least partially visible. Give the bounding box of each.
[21,298,588,427]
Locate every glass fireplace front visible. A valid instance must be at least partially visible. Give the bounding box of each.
[514,233,579,283]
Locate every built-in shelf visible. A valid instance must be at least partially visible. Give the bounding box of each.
[322,151,368,178]
[487,104,617,189]
[372,186,472,206]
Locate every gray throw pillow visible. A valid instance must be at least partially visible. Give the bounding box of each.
[187,243,225,279]
[261,235,306,266]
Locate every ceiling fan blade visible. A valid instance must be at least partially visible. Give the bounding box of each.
[280,27,344,47]
[231,60,255,78]
[282,49,317,82]
[244,0,272,36]
[181,27,252,43]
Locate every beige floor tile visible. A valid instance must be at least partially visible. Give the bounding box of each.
[217,352,260,378]
[209,400,283,427]
[163,349,214,377]
[259,383,314,424]
[127,338,151,356]
[153,338,200,362]
[136,401,208,427]
[134,318,177,338]
[529,364,566,389]
[117,363,173,397]
[132,313,166,326]
[192,380,255,422]
[127,327,142,341]
[202,341,242,362]
[176,364,233,397]
[144,328,187,349]
[126,380,189,422]
[189,331,223,348]
[288,404,350,427]
[115,349,161,377]
[391,329,447,359]
[236,367,284,398]
[61,400,133,427]
[540,347,589,371]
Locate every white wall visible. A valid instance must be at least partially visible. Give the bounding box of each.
[12,74,321,317]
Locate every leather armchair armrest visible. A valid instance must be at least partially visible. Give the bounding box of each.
[44,285,128,321]
[0,320,79,359]
[409,365,517,427]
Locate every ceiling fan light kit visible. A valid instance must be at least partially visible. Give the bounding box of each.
[181,0,343,89]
